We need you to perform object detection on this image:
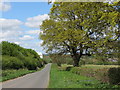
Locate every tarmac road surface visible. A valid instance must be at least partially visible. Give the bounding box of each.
[2,63,52,88]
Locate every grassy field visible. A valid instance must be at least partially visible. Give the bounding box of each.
[0,67,44,82]
[82,64,120,68]
[49,64,119,88]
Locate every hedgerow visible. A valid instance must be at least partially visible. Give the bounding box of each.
[1,41,45,70]
[70,66,120,85]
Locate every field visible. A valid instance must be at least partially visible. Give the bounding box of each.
[82,65,120,68]
[49,64,119,88]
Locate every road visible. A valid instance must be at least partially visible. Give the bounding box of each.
[1,63,51,88]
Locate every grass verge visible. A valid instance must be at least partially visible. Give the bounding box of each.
[0,67,44,82]
[49,64,119,88]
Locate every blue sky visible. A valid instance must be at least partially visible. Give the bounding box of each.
[3,2,51,21]
[0,2,52,54]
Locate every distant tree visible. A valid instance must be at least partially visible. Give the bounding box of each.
[49,53,65,66]
[40,2,119,66]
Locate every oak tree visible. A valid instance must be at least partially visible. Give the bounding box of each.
[40,2,119,66]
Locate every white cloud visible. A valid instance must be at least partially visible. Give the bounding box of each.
[0,18,23,42]
[0,30,22,38]
[0,3,11,12]
[25,14,49,28]
[19,35,34,40]
[27,30,42,35]
[14,42,21,45]
[1,18,23,31]
[18,40,44,53]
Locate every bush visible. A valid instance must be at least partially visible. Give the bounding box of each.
[58,65,73,71]
[108,68,120,85]
[36,59,43,68]
[2,56,24,70]
[24,57,37,70]
[42,55,52,63]
[67,60,73,65]
[79,60,86,65]
[43,59,48,65]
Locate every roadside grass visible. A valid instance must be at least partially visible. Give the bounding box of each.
[0,67,44,82]
[49,64,119,88]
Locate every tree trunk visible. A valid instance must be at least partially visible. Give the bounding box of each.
[70,47,82,67]
[72,55,80,67]
[73,59,79,67]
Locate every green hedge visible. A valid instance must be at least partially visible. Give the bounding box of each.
[70,66,120,85]
[2,55,45,70]
[2,56,24,70]
[1,41,45,70]
[23,57,37,70]
[108,68,120,84]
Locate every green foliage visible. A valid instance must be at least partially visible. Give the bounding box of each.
[40,2,120,66]
[43,55,52,63]
[58,65,73,71]
[23,57,37,70]
[1,41,44,70]
[1,41,40,60]
[2,55,24,70]
[108,68,120,85]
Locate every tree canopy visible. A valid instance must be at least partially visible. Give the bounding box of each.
[40,2,120,66]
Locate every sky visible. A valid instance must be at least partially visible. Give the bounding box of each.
[0,2,52,54]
